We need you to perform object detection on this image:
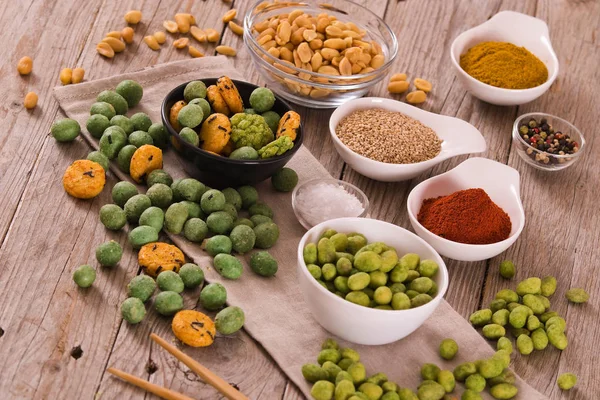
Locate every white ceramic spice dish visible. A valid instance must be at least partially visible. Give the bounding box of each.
[297,217,449,345]
[407,157,525,262]
[450,11,559,105]
[329,97,486,182]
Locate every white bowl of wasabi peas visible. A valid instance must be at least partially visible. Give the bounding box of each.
[297,217,449,345]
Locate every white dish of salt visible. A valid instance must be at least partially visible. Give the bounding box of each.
[291,179,369,229]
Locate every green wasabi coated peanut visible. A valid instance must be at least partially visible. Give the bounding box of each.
[379,250,399,273]
[397,388,418,400]
[335,379,355,400]
[204,235,232,256]
[99,204,127,230]
[369,271,388,289]
[250,214,272,227]
[493,350,511,369]
[497,337,513,353]
[381,392,399,400]
[536,294,550,310]
[99,126,128,159]
[358,382,383,400]
[322,263,337,281]
[207,211,234,235]
[175,179,207,203]
[336,370,353,382]
[508,306,530,328]
[366,372,387,385]
[302,363,329,383]
[516,277,541,296]
[213,253,243,280]
[418,259,439,278]
[318,349,341,365]
[87,114,111,139]
[405,290,419,299]
[121,297,146,324]
[127,275,156,302]
[164,202,189,234]
[437,370,455,393]
[322,338,339,350]
[381,381,398,392]
[516,334,534,355]
[330,233,348,252]
[146,183,173,208]
[506,302,521,313]
[112,181,138,207]
[317,238,337,264]
[128,130,153,147]
[487,369,516,386]
[87,150,110,171]
[416,380,445,400]
[482,324,506,340]
[181,201,204,220]
[498,260,515,279]
[421,363,441,381]
[116,80,143,108]
[546,326,568,350]
[91,101,116,119]
[337,358,354,371]
[52,118,81,142]
[337,258,353,276]
[322,361,342,382]
[110,115,135,135]
[464,373,485,392]
[184,80,207,102]
[334,276,350,294]
[390,263,408,283]
[346,291,370,307]
[460,389,482,400]
[374,286,392,305]
[308,264,323,279]
[439,338,458,360]
[526,315,541,331]
[73,264,96,288]
[411,293,432,307]
[178,263,204,289]
[128,225,159,249]
[130,112,152,132]
[545,316,566,332]
[410,277,433,294]
[565,288,589,303]
[495,289,519,304]
[347,362,366,385]
[477,358,503,379]
[156,270,184,293]
[346,235,367,254]
[96,240,123,267]
[348,272,370,291]
[311,380,335,400]
[557,372,577,390]
[354,251,382,272]
[489,383,518,399]
[391,292,411,310]
[222,187,242,210]
[249,251,278,277]
[389,283,406,294]
[469,309,492,326]
[199,282,227,311]
[522,294,545,314]
[490,299,507,313]
[124,194,151,223]
[336,252,354,263]
[340,348,360,363]
[116,144,136,173]
[540,276,557,297]
[304,243,318,264]
[531,328,548,350]
[154,291,183,316]
[139,206,164,232]
[492,309,510,326]
[399,253,420,270]
[404,270,420,281]
[183,218,208,243]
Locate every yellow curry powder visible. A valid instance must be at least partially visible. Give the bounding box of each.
[459,41,548,89]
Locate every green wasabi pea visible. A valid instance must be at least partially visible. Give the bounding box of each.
[110,115,135,135]
[205,235,232,256]
[489,383,518,399]
[250,214,272,227]
[421,363,441,381]
[469,309,492,326]
[178,263,204,289]
[348,272,370,291]
[531,327,548,350]
[201,189,226,213]
[271,167,298,192]
[221,188,242,211]
[399,253,420,270]
[328,233,348,252]
[346,235,367,255]
[453,362,477,381]
[164,202,189,234]
[73,264,96,288]
[237,186,259,209]
[213,253,243,280]
[464,373,485,392]
[128,225,159,249]
[302,364,329,383]
[99,126,128,159]
[138,206,164,231]
[508,305,530,328]
[347,362,366,384]
[417,259,438,277]
[338,348,359,363]
[128,130,154,147]
[381,392,399,400]
[174,178,206,202]
[397,388,418,400]
[184,80,207,101]
[179,127,199,146]
[90,102,116,119]
[97,90,128,115]
[391,292,410,310]
[117,144,137,173]
[124,194,152,223]
[156,270,184,293]
[498,260,515,279]
[374,286,392,305]
[335,379,355,399]
[337,359,354,371]
[317,348,341,365]
[381,381,398,392]
[116,79,143,107]
[389,264,408,283]
[207,211,234,235]
[148,123,169,149]
[482,324,506,339]
[87,114,110,139]
[405,290,419,299]
[322,264,336,281]
[516,277,541,296]
[516,334,533,355]
[183,218,208,242]
[121,297,146,324]
[180,200,204,219]
[522,294,545,314]
[189,98,211,121]
[96,240,122,267]
[146,169,173,187]
[490,299,507,313]
[487,369,516,386]
[178,104,204,128]
[230,146,259,160]
[99,204,127,230]
[369,270,387,288]
[146,183,173,208]
[492,309,509,326]
[51,118,81,142]
[557,372,577,390]
[311,380,334,400]
[230,224,256,253]
[254,222,279,249]
[389,282,406,294]
[86,151,110,171]
[261,110,281,133]
[540,276,556,296]
[493,350,511,369]
[308,264,322,279]
[495,289,519,303]
[112,181,138,207]
[506,302,521,313]
[437,370,455,393]
[200,282,227,310]
[461,390,482,400]
[565,288,589,303]
[354,251,382,272]
[215,306,245,335]
[416,380,445,400]
[526,315,541,331]
[154,291,183,316]
[127,275,156,302]
[322,338,339,350]
[130,112,152,132]
[539,311,559,323]
[304,243,317,264]
[439,338,458,360]
[497,337,513,353]
[249,87,275,113]
[359,382,383,400]
[346,291,369,307]
[249,251,278,277]
[380,250,399,273]
[322,361,342,381]
[336,258,353,277]
[410,277,433,293]
[545,316,566,331]
[248,202,273,218]
[477,357,503,378]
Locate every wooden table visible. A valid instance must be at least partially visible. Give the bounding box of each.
[1,0,597,399]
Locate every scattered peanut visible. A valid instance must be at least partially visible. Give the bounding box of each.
[106,31,122,39]
[222,9,237,23]
[216,45,237,57]
[390,73,407,82]
[228,21,244,36]
[173,38,189,49]
[163,20,178,33]
[190,26,207,42]
[96,42,115,58]
[414,78,432,93]
[124,10,142,24]
[154,31,167,44]
[388,80,410,94]
[102,37,126,52]
[17,56,33,75]
[188,46,204,58]
[60,68,73,85]
[406,90,427,104]
[23,92,38,109]
[72,68,85,84]
[205,28,220,43]
[121,27,134,44]
[174,13,191,33]
[143,35,160,51]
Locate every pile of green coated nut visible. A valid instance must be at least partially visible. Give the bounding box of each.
[303,230,440,309]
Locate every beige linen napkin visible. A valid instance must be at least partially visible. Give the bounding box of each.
[54,56,547,400]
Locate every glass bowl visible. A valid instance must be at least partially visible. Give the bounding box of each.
[292,178,369,229]
[512,112,585,171]
[243,0,398,109]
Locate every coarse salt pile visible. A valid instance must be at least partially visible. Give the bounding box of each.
[296,182,365,226]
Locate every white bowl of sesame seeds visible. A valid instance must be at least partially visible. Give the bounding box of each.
[329,97,487,182]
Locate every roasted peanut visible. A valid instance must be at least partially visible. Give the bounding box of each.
[102,37,126,52]
[288,9,304,24]
[406,90,427,104]
[143,35,160,51]
[24,92,38,109]
[229,21,244,36]
[320,48,339,60]
[339,57,352,76]
[318,65,339,75]
[163,20,178,33]
[303,29,318,42]
[297,42,312,63]
[174,13,191,33]
[72,67,85,84]
[414,78,432,93]
[324,38,346,50]
[60,68,72,85]
[154,31,166,44]
[190,26,207,42]
[277,21,292,43]
[188,45,204,58]
[258,34,273,46]
[17,56,33,75]
[280,47,293,62]
[267,47,280,58]
[371,54,385,69]
[96,42,115,58]
[390,73,407,82]
[173,38,189,49]
[388,81,410,93]
[205,28,220,43]
[124,10,142,24]
[216,45,237,57]
[106,31,121,39]
[121,27,134,44]
[222,9,237,23]
[310,52,323,71]
[309,39,323,50]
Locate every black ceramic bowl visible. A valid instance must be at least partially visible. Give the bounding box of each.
[161,78,303,188]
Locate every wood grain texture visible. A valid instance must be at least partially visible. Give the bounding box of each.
[0,0,598,399]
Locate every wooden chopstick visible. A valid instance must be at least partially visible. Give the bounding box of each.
[150,333,249,400]
[107,367,195,400]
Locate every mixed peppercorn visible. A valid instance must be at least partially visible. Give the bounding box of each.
[518,117,579,164]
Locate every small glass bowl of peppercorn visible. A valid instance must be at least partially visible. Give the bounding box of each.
[512,112,586,171]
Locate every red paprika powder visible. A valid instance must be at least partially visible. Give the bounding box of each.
[417,188,511,245]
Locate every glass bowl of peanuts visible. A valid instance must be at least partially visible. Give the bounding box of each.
[244,0,398,108]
